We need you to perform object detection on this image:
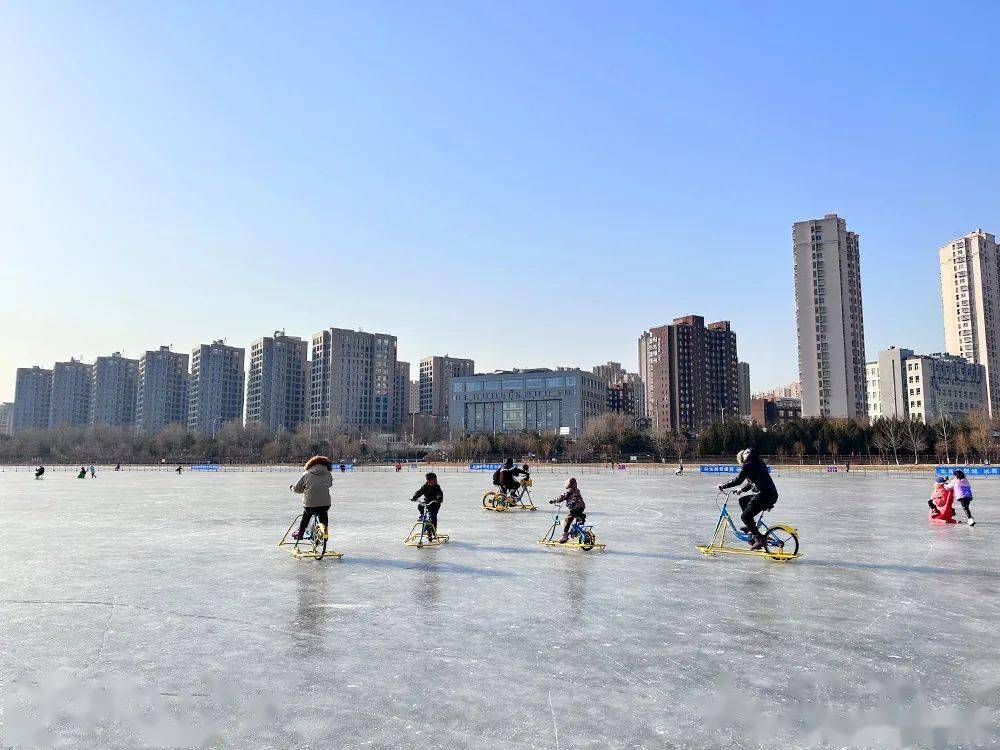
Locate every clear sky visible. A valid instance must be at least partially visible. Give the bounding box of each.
[2,1,999,402]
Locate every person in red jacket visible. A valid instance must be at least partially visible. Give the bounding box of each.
[928,476,956,524]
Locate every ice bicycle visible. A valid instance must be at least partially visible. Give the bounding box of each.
[278,512,344,561]
[404,502,450,548]
[538,500,606,551]
[482,477,537,512]
[696,489,800,562]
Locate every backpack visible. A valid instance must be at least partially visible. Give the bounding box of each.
[491,468,502,486]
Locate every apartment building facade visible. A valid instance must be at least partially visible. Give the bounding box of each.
[136,347,189,434]
[48,358,93,428]
[90,353,139,427]
[310,328,398,432]
[793,214,867,418]
[12,366,53,433]
[939,229,1000,416]
[419,355,474,420]
[246,332,308,432]
[188,341,245,435]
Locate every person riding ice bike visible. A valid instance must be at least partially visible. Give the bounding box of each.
[495,457,522,500]
[717,447,778,551]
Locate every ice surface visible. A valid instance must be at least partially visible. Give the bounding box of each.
[2,467,998,749]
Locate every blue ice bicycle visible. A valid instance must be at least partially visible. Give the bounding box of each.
[696,489,800,561]
[538,500,606,551]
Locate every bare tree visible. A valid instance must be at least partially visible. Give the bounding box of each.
[934,417,954,464]
[903,419,927,464]
[793,441,806,465]
[876,418,905,465]
[673,433,691,465]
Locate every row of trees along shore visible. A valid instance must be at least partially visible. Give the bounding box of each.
[0,412,994,465]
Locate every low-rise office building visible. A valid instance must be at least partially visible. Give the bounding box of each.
[448,368,606,436]
[865,348,987,422]
[750,396,802,427]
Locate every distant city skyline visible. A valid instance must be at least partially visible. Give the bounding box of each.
[2,3,999,401]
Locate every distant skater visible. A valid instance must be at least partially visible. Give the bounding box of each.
[88,464,96,478]
[34,465,45,480]
[339,463,346,473]
[950,469,976,526]
[115,463,121,471]
[675,463,684,476]
[77,466,87,479]
[176,465,183,474]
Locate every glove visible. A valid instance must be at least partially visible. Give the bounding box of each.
[289,484,294,491]
[717,484,726,492]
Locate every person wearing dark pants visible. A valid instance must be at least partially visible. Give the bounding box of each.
[291,455,334,540]
[297,505,331,539]
[411,472,444,540]
[719,447,779,550]
[950,469,976,526]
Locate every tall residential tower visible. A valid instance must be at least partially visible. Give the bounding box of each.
[12,366,53,433]
[188,341,245,435]
[310,328,398,432]
[793,214,867,418]
[419,356,475,421]
[940,229,1000,415]
[136,347,189,434]
[245,332,309,432]
[90,352,140,427]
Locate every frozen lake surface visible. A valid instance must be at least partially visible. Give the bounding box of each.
[2,468,998,749]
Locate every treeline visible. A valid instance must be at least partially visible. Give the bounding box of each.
[0,413,994,465]
[0,423,421,465]
[575,412,995,465]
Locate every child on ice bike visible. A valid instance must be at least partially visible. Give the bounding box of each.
[291,455,334,541]
[550,477,586,543]
[411,472,443,540]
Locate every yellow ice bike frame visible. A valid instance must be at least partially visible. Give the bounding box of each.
[696,491,800,562]
[405,503,450,548]
[278,513,344,560]
[482,478,537,512]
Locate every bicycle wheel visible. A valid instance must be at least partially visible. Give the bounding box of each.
[580,530,595,551]
[763,526,798,559]
[482,492,495,509]
[312,521,327,559]
[494,496,508,513]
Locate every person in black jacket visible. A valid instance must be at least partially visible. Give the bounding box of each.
[411,472,444,540]
[718,447,778,550]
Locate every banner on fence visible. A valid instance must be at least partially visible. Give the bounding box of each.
[470,463,502,472]
[700,465,772,474]
[333,463,355,471]
[700,465,740,474]
[935,465,1000,477]
[192,464,221,471]
[826,466,839,473]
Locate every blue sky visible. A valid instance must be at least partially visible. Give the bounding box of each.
[2,1,999,402]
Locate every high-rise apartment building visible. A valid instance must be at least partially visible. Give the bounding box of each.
[940,229,1000,415]
[310,328,398,431]
[419,356,475,419]
[48,359,93,427]
[12,366,53,433]
[188,340,245,436]
[865,347,986,423]
[393,361,410,429]
[737,362,751,418]
[592,362,626,385]
[246,331,308,433]
[90,352,139,427]
[594,362,645,420]
[0,402,14,436]
[793,214,867,418]
[136,347,189,434]
[638,316,740,432]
